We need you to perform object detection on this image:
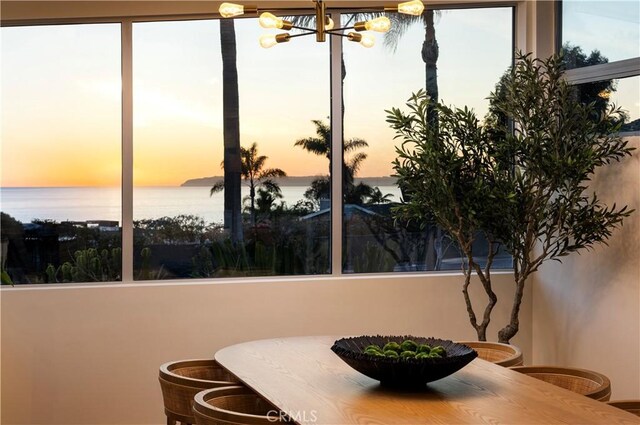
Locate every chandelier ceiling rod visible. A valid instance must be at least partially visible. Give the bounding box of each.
[218,0,425,48]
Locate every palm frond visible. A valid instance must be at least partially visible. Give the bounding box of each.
[286,12,384,33]
[383,13,424,52]
[284,14,317,30]
[367,187,394,204]
[260,179,283,196]
[260,168,287,179]
[254,155,268,172]
[347,152,368,175]
[246,142,259,158]
[209,181,224,197]
[294,137,328,157]
[312,119,330,140]
[344,137,369,153]
[383,11,441,53]
[342,12,385,27]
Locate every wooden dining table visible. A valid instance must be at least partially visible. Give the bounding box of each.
[215,336,638,424]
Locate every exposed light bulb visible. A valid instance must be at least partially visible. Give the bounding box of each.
[347,32,375,48]
[325,16,335,31]
[258,12,293,30]
[259,12,282,29]
[364,16,391,32]
[398,0,425,16]
[259,33,290,48]
[359,33,375,48]
[260,34,278,48]
[219,2,245,18]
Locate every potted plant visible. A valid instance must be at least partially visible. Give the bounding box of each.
[388,52,634,343]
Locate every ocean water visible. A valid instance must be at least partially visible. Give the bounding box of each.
[0,186,402,224]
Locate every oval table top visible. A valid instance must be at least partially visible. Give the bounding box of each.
[215,336,638,425]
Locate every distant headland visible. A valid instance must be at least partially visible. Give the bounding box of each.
[181,176,398,187]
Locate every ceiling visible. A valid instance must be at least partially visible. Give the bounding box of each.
[1,0,506,23]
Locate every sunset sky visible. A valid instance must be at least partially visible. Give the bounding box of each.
[1,2,638,188]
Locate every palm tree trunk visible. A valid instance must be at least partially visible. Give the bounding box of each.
[341,53,346,124]
[220,19,243,244]
[249,182,256,227]
[422,10,439,124]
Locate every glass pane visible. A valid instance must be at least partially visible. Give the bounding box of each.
[342,8,513,273]
[617,76,640,132]
[1,24,122,285]
[133,18,330,280]
[574,75,640,133]
[562,0,640,69]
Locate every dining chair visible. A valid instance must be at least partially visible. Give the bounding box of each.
[606,400,640,417]
[159,359,240,425]
[193,385,290,424]
[510,366,611,401]
[456,341,523,367]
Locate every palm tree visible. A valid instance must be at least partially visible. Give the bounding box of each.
[383,10,442,269]
[302,178,330,208]
[255,185,284,215]
[212,142,286,226]
[385,10,440,123]
[294,119,371,205]
[240,143,287,225]
[220,19,243,243]
[366,187,394,205]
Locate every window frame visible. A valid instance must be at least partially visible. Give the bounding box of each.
[557,0,640,140]
[557,0,640,84]
[1,1,521,285]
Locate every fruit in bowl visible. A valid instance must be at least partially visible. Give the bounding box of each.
[331,335,477,387]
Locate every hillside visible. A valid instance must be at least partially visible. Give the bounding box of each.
[181,176,397,187]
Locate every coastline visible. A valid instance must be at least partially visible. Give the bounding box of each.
[180,175,398,187]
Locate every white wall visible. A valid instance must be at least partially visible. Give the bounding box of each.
[532,135,640,400]
[1,273,531,425]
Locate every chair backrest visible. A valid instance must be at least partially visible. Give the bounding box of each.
[457,341,523,367]
[193,385,290,425]
[510,366,611,401]
[159,359,239,424]
[606,400,640,417]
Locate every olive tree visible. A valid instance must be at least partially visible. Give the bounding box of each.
[388,52,634,343]
[387,91,513,341]
[487,53,634,343]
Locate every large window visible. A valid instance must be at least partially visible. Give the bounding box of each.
[342,7,514,273]
[132,18,330,280]
[1,24,122,284]
[1,5,517,285]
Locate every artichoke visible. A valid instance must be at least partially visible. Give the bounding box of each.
[383,342,402,353]
[417,344,431,354]
[400,340,418,352]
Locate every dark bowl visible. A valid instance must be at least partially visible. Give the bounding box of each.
[331,335,477,387]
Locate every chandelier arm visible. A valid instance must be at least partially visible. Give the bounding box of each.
[325,32,351,38]
[287,31,317,39]
[325,26,355,33]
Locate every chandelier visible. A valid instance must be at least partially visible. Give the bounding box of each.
[218,0,425,48]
